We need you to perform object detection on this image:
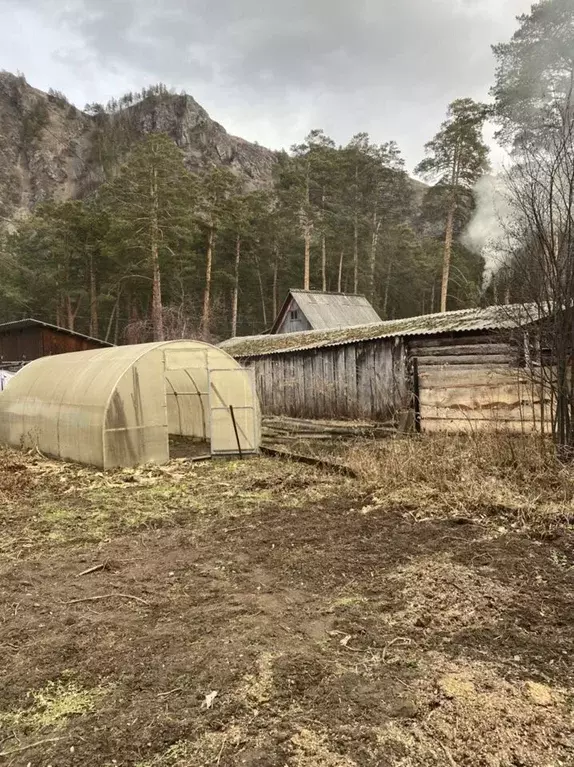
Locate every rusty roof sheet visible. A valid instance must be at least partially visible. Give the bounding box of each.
[220,304,539,357]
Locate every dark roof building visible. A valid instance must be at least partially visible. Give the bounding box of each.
[0,319,112,366]
[270,290,381,334]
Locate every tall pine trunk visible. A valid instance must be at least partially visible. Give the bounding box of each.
[353,165,359,293]
[321,233,327,292]
[272,246,279,319]
[304,222,311,290]
[201,226,215,338]
[440,140,461,313]
[303,172,311,290]
[256,258,268,327]
[89,253,99,338]
[337,249,344,293]
[66,296,74,331]
[383,258,392,318]
[65,296,81,331]
[440,202,455,313]
[105,294,119,343]
[150,166,164,341]
[368,208,380,301]
[321,187,327,291]
[231,234,241,338]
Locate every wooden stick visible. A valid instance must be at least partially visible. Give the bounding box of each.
[261,446,358,478]
[157,687,183,698]
[216,735,228,766]
[77,563,105,577]
[63,593,150,606]
[0,737,64,757]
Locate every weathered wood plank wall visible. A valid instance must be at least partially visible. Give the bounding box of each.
[239,337,409,421]
[235,330,551,432]
[410,333,550,432]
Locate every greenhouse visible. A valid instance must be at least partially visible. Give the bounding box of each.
[0,340,260,468]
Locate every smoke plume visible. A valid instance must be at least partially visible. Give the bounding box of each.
[462,174,512,287]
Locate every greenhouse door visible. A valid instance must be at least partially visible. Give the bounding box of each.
[163,349,209,441]
[208,368,258,455]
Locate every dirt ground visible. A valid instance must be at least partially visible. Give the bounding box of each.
[0,444,573,767]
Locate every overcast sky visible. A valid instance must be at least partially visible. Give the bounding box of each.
[1,0,533,171]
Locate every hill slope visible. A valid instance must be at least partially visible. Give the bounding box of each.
[0,72,276,219]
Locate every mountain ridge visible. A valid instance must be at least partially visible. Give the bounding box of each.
[0,71,277,220]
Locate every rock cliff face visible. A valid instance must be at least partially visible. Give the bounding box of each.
[0,73,95,218]
[0,72,276,220]
[120,93,276,184]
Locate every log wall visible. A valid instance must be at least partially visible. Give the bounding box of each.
[235,331,551,432]
[410,333,550,432]
[239,337,409,421]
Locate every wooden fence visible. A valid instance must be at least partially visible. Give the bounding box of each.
[240,337,409,422]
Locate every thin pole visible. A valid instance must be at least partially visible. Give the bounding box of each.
[229,405,243,459]
[413,358,421,434]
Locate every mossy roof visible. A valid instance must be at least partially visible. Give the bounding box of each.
[219,304,537,358]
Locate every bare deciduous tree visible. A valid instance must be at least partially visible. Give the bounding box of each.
[502,105,574,449]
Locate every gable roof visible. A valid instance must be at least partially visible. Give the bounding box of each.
[271,290,381,333]
[220,304,539,358]
[0,318,113,347]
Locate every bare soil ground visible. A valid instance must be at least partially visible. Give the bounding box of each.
[0,441,573,766]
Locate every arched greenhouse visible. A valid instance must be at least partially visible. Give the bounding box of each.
[0,340,260,468]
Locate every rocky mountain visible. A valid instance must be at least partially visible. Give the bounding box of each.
[0,72,277,220]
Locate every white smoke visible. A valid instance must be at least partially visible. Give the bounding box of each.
[462,174,512,288]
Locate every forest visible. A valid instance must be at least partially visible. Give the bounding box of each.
[0,92,488,343]
[0,0,571,348]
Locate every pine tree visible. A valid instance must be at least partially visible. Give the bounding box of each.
[100,134,196,341]
[415,99,490,312]
[492,0,574,146]
[195,167,240,338]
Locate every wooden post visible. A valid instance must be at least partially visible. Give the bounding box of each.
[412,357,422,434]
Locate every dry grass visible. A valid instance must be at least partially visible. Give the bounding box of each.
[374,652,574,767]
[343,432,574,532]
[0,448,349,557]
[384,553,513,632]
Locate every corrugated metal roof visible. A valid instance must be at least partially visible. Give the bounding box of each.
[0,318,113,347]
[270,290,381,333]
[220,304,539,358]
[290,290,381,330]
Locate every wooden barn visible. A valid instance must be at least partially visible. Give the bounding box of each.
[220,305,548,433]
[0,319,112,367]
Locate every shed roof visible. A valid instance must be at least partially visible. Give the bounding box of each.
[221,304,538,358]
[271,290,381,333]
[0,318,112,347]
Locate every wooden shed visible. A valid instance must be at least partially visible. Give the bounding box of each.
[0,319,112,366]
[270,290,381,334]
[220,305,548,432]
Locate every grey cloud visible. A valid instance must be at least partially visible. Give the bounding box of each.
[2,0,533,167]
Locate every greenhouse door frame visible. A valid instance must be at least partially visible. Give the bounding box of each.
[208,368,258,456]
